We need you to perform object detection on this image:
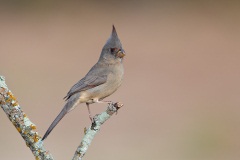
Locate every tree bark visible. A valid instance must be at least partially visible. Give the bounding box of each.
[0,75,123,160]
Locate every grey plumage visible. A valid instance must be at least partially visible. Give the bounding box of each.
[42,93,80,140]
[42,25,125,140]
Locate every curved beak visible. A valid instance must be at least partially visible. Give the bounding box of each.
[117,49,126,58]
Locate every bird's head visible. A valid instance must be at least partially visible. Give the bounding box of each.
[99,25,125,63]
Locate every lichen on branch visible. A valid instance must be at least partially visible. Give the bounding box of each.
[0,76,54,160]
[73,102,123,160]
[0,75,123,160]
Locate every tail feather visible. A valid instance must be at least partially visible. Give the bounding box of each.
[42,107,68,140]
[42,93,80,140]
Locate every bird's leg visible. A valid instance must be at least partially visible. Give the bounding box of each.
[96,100,113,104]
[86,103,93,123]
[96,100,118,114]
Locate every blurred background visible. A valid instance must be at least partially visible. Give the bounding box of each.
[0,1,240,160]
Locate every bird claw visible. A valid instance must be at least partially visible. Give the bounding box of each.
[108,101,114,106]
[89,115,93,123]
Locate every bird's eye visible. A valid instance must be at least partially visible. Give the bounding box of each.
[110,48,121,53]
[110,48,116,53]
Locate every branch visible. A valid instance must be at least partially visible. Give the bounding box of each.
[0,75,123,160]
[72,102,123,160]
[0,76,54,160]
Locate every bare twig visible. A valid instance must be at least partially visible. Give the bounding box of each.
[72,102,123,160]
[0,76,54,160]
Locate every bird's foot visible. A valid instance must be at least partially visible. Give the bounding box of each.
[89,114,93,123]
[97,100,114,104]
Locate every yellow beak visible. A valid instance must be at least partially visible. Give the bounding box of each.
[117,50,125,58]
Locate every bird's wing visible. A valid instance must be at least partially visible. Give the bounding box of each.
[64,74,107,100]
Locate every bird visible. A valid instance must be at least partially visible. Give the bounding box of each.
[42,25,125,140]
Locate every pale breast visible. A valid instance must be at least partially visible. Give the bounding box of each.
[81,63,124,103]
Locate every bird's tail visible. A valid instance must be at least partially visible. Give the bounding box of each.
[42,93,80,140]
[42,107,67,140]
